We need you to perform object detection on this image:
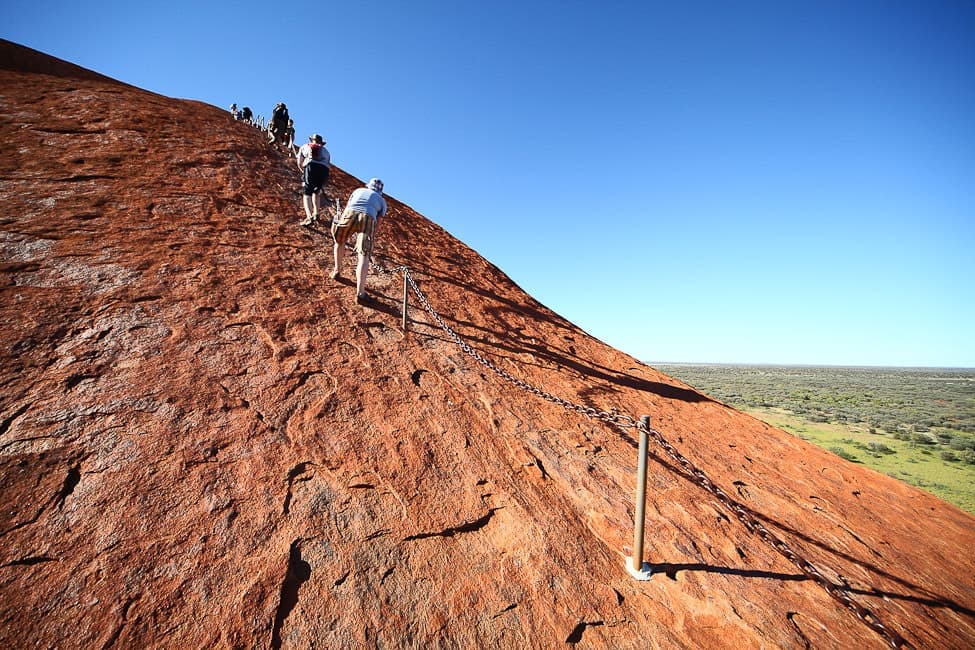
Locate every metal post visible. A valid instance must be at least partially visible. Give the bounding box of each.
[628,415,652,580]
[401,270,410,331]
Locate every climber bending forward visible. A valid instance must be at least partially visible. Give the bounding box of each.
[331,178,387,304]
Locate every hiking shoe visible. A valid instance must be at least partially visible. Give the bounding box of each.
[355,293,369,305]
[330,270,340,280]
[300,216,315,227]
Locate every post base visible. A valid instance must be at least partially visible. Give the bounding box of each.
[626,557,653,581]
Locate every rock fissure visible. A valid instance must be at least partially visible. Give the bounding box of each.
[402,508,501,541]
[0,403,30,436]
[492,603,518,618]
[566,620,604,644]
[282,461,315,515]
[1,555,57,567]
[270,539,311,650]
[786,611,813,649]
[100,596,139,650]
[53,463,81,510]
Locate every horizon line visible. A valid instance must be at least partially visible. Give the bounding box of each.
[649,361,975,371]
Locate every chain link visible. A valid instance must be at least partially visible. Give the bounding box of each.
[385,265,639,431]
[629,418,911,648]
[373,260,911,648]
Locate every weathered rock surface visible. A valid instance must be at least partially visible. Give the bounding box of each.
[1,40,973,648]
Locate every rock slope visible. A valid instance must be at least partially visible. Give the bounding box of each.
[1,40,974,648]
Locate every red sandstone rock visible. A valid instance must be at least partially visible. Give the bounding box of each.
[1,40,973,648]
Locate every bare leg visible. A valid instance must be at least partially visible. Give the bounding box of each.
[355,252,369,298]
[332,238,344,279]
[301,195,315,224]
[355,231,369,298]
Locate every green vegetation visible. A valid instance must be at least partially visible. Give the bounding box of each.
[655,364,975,514]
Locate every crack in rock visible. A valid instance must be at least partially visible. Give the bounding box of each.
[53,463,81,511]
[0,453,87,538]
[566,620,604,644]
[531,456,549,480]
[282,371,323,401]
[410,369,427,387]
[786,611,812,649]
[1,556,57,568]
[282,462,315,515]
[492,603,518,619]
[733,480,750,499]
[101,596,139,649]
[270,539,311,650]
[402,508,501,541]
[64,373,99,390]
[0,403,31,436]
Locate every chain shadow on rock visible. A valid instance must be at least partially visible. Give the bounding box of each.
[386,257,579,335]
[749,508,975,621]
[370,255,707,401]
[402,307,708,405]
[647,452,975,620]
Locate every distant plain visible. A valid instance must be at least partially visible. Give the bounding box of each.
[654,364,975,514]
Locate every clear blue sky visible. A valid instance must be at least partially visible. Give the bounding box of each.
[5,1,974,367]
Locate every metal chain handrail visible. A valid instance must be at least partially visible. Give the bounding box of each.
[379,263,639,431]
[372,259,911,649]
[629,418,910,648]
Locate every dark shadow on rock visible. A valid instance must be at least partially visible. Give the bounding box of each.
[399,302,709,405]
[645,452,975,621]
[271,539,312,650]
[358,291,402,321]
[368,252,711,404]
[650,562,805,582]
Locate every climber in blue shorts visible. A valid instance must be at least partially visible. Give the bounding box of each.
[296,133,331,226]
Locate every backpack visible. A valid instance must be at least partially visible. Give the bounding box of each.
[272,104,287,123]
[310,143,324,162]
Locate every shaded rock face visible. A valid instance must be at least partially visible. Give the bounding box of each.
[0,39,973,649]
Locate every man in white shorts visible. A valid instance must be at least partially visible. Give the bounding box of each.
[331,178,387,304]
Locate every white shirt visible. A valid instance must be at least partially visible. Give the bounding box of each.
[297,142,331,169]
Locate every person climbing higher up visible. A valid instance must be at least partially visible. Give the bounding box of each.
[296,134,331,226]
[268,102,289,146]
[284,119,296,153]
[331,178,387,304]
